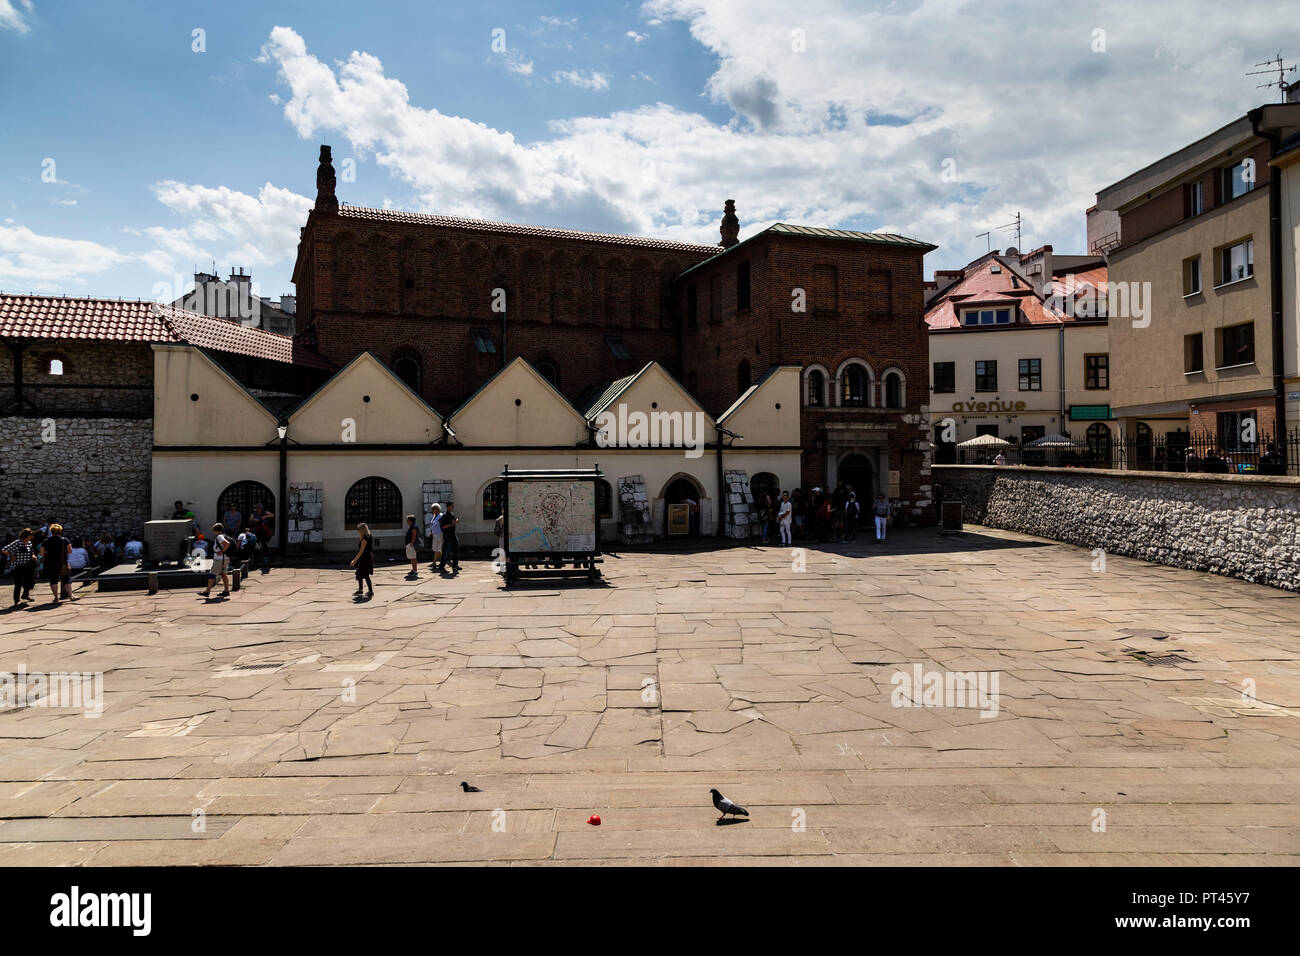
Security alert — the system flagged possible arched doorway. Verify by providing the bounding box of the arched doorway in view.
[661,475,704,537]
[837,454,874,502]
[216,481,275,533]
[1086,423,1113,467]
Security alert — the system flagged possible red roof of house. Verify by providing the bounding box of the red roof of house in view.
[0,294,334,369]
[335,204,721,254]
[925,255,1107,330]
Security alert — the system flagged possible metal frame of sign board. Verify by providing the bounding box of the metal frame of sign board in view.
[499,465,604,584]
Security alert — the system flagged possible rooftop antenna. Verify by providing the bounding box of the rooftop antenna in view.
[1247,53,1296,103]
[996,211,1022,252]
[976,231,991,252]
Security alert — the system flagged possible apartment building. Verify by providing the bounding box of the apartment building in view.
[925,249,1111,461]
[1089,102,1300,450]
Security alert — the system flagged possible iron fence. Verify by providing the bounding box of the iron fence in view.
[945,428,1300,477]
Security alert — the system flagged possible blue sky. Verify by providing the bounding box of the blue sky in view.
[2,0,1297,301]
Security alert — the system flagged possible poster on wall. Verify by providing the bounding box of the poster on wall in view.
[889,469,900,497]
[666,503,690,536]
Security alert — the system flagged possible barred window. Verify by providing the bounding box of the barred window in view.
[345,477,402,527]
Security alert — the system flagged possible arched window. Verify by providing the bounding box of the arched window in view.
[482,480,505,520]
[738,359,751,394]
[841,365,869,406]
[1086,423,1113,465]
[48,358,64,376]
[597,480,613,519]
[535,361,560,389]
[216,481,275,532]
[807,369,825,407]
[749,472,779,505]
[884,371,902,409]
[393,356,421,393]
[345,477,403,527]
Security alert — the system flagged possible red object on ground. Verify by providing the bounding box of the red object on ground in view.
[587,814,601,826]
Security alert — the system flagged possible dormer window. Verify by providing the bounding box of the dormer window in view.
[990,265,1001,274]
[962,308,1013,326]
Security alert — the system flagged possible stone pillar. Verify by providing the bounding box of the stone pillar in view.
[723,469,752,539]
[288,481,324,551]
[422,479,454,514]
[617,475,653,544]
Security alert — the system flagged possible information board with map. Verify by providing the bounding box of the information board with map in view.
[505,479,597,554]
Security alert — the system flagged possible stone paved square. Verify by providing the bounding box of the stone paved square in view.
[1,527,1297,866]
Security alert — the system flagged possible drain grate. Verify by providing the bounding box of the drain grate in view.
[1127,650,1194,666]
[230,662,285,672]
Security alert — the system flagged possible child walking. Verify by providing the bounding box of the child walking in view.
[350,522,374,597]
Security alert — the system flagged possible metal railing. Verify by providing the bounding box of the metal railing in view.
[944,428,1299,477]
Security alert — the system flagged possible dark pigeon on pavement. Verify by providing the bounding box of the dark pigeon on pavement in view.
[460,781,482,792]
[710,788,749,822]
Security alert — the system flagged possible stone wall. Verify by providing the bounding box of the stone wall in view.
[617,475,653,545]
[0,416,152,538]
[934,465,1300,591]
[287,482,324,550]
[723,469,753,539]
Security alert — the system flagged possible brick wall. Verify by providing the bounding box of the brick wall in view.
[296,214,715,410]
[677,234,932,505]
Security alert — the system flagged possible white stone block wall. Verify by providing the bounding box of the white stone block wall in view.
[288,481,324,550]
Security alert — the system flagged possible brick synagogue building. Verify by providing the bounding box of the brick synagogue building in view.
[291,146,936,520]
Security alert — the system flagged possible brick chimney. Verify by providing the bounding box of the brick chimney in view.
[316,145,339,215]
[719,199,739,248]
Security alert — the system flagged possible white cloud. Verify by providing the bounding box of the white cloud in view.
[627,31,648,43]
[540,16,577,28]
[141,180,312,277]
[0,0,34,34]
[257,10,1300,268]
[553,69,610,91]
[0,224,128,289]
[504,49,534,76]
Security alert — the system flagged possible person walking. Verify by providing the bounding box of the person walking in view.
[403,514,421,578]
[426,503,444,571]
[818,494,832,543]
[831,482,847,541]
[755,494,770,544]
[777,491,793,546]
[40,523,74,604]
[2,529,37,606]
[200,523,234,599]
[438,503,460,574]
[873,494,890,542]
[250,502,274,568]
[843,492,860,543]
[791,488,805,539]
[349,522,374,597]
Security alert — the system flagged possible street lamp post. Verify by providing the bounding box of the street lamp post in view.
[277,421,288,557]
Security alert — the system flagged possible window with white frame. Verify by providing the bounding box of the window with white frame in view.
[961,307,1013,326]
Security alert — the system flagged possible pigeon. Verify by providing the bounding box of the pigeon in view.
[460,781,482,792]
[710,788,749,821]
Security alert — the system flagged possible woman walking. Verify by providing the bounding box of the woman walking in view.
[1,529,37,606]
[40,523,74,604]
[403,514,421,578]
[350,522,374,598]
[426,504,444,571]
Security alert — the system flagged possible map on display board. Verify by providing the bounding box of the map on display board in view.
[506,480,597,553]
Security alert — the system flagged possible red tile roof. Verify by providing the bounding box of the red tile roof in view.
[336,204,721,253]
[925,255,1104,330]
[0,294,334,370]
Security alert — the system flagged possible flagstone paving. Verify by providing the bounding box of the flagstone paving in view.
[1,527,1297,866]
